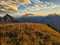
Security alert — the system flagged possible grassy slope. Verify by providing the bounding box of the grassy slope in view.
[0,23,60,45]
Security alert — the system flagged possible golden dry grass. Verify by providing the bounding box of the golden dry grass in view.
[0,23,60,45]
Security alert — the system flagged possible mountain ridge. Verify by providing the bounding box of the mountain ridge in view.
[41,14,60,31]
[0,14,60,32]
[0,14,18,23]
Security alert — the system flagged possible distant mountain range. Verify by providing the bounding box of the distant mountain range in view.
[42,14,60,31]
[0,13,60,31]
[16,16,45,23]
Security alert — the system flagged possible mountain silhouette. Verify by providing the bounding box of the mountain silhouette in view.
[0,16,2,22]
[0,14,60,32]
[15,14,60,32]
[1,14,17,23]
[16,16,45,23]
[42,14,60,31]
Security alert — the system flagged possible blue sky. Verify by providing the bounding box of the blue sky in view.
[17,0,60,15]
[0,0,60,16]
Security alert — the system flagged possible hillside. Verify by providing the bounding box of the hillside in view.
[0,23,60,45]
[14,14,60,32]
[42,14,60,31]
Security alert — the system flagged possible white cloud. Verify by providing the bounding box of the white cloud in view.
[25,0,59,11]
[0,0,32,15]
[0,0,59,16]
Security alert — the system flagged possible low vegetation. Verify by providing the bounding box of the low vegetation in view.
[0,23,60,45]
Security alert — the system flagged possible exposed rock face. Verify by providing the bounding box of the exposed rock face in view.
[0,16,2,22]
[1,14,17,23]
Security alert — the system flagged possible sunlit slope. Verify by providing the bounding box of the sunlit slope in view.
[0,23,60,45]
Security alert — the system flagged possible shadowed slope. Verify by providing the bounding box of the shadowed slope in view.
[42,14,60,31]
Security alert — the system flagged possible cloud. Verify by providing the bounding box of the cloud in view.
[39,2,58,9]
[9,0,31,5]
[22,0,31,4]
[0,1,18,12]
[28,0,59,12]
[0,0,32,15]
[33,5,40,10]
[0,0,59,16]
